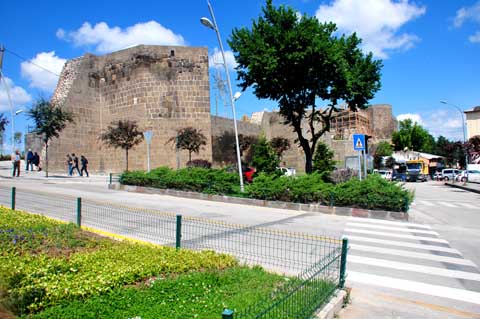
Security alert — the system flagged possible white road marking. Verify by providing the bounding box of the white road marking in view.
[419,200,435,207]
[348,255,480,281]
[347,271,480,305]
[438,201,457,208]
[345,228,448,244]
[346,235,462,255]
[349,244,476,266]
[347,222,438,235]
[458,203,478,210]
[348,217,431,229]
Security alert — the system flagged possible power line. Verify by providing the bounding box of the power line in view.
[4,48,61,77]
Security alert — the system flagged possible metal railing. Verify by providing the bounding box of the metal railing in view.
[0,185,348,318]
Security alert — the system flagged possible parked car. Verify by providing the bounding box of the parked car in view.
[243,167,256,183]
[374,169,393,181]
[455,170,480,182]
[278,167,296,177]
[441,169,461,181]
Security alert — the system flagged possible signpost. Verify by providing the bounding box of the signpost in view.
[353,134,365,180]
[143,131,153,172]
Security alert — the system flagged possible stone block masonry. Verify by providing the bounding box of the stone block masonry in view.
[33,45,212,173]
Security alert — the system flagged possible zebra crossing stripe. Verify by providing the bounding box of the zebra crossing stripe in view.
[419,200,435,207]
[347,271,480,305]
[345,228,448,243]
[348,255,480,281]
[346,222,439,235]
[346,235,461,254]
[349,244,476,266]
[438,201,457,208]
[458,203,478,209]
[348,217,431,229]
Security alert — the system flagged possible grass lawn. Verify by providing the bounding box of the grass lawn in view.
[1,208,334,319]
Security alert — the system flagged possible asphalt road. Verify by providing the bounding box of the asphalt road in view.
[1,164,479,318]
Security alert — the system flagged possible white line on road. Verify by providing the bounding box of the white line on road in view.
[348,217,431,229]
[349,244,476,266]
[457,203,478,210]
[346,235,462,254]
[438,201,458,208]
[419,200,436,207]
[346,222,439,235]
[348,255,480,281]
[347,271,480,305]
[345,228,448,244]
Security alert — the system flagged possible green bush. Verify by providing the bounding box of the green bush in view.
[0,209,237,315]
[121,167,239,195]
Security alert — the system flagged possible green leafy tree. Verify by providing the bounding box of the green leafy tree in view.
[27,98,74,177]
[312,141,335,173]
[101,120,144,171]
[392,119,435,152]
[269,137,291,160]
[14,131,22,147]
[170,127,207,162]
[0,113,9,133]
[251,136,279,174]
[375,141,393,156]
[373,154,383,169]
[229,0,382,173]
[385,156,396,169]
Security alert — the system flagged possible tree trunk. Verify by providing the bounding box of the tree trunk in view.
[45,143,49,178]
[188,151,192,162]
[304,149,313,174]
[125,149,129,172]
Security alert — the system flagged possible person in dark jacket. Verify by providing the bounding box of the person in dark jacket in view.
[80,155,89,177]
[33,152,41,171]
[71,153,81,176]
[26,149,34,171]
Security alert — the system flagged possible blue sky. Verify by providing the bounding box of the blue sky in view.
[1,0,479,152]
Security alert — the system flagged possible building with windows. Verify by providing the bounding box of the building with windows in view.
[465,106,480,139]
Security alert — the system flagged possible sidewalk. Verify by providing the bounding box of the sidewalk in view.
[444,181,480,194]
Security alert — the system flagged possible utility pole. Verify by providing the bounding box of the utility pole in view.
[0,45,16,154]
[0,45,5,75]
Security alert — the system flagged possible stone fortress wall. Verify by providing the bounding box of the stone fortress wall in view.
[27,45,397,174]
[36,45,211,173]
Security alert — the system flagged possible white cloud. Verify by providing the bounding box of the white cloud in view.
[58,21,186,53]
[21,51,65,92]
[209,47,238,70]
[397,113,423,125]
[0,77,32,112]
[454,1,480,44]
[315,0,426,58]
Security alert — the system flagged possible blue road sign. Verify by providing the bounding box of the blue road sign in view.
[353,134,365,151]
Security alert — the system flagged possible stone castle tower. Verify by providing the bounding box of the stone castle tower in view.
[40,45,211,173]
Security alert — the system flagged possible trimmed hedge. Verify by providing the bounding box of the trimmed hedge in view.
[121,169,413,212]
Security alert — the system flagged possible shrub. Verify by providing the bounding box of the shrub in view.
[250,136,279,174]
[329,168,358,184]
[187,159,212,168]
[312,141,335,174]
[246,173,289,200]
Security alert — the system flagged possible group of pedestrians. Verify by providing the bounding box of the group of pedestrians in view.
[66,153,89,177]
[12,149,41,177]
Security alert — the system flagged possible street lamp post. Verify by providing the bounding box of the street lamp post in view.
[440,100,469,181]
[201,1,244,192]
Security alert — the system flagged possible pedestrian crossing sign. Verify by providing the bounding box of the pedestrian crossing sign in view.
[353,134,365,151]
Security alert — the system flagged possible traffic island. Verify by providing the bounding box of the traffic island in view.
[445,182,480,195]
[108,184,409,221]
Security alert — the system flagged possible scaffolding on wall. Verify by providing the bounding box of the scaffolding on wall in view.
[330,109,372,140]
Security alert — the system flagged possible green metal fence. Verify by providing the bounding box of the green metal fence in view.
[0,185,347,318]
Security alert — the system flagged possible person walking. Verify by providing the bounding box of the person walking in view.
[12,150,21,177]
[72,153,81,176]
[26,149,34,171]
[80,155,89,177]
[66,154,73,176]
[33,152,41,171]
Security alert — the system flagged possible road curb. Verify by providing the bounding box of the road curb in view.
[108,184,409,221]
[445,182,480,195]
[315,289,347,319]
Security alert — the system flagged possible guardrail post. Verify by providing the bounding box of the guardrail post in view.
[11,187,16,210]
[176,215,182,250]
[339,237,349,288]
[329,191,335,207]
[222,309,234,319]
[109,173,112,185]
[76,198,82,227]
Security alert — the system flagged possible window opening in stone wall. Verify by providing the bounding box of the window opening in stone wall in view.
[170,50,175,57]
